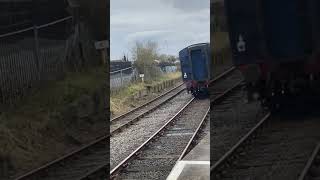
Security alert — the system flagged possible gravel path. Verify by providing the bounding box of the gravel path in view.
[110,91,193,170]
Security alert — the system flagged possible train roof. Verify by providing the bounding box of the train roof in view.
[179,43,210,53]
[179,43,210,55]
[187,42,209,48]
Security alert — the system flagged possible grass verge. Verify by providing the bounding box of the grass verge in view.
[110,72,181,117]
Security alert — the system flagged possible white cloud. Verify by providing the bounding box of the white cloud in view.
[110,0,210,60]
[125,30,173,43]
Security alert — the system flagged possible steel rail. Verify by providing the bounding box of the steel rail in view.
[111,66,237,134]
[210,112,271,177]
[78,163,108,180]
[15,67,237,179]
[16,83,185,179]
[110,97,196,178]
[85,67,237,179]
[80,97,206,180]
[111,65,235,124]
[209,66,236,84]
[211,79,244,106]
[177,78,243,162]
[298,143,320,180]
[110,67,240,178]
[177,107,210,161]
[110,87,186,135]
[14,136,106,180]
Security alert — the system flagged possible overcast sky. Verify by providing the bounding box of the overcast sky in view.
[110,0,210,60]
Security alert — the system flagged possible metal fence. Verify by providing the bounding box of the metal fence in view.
[110,67,137,90]
[0,16,73,105]
[110,65,179,93]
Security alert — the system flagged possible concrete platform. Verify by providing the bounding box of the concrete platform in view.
[166,134,210,180]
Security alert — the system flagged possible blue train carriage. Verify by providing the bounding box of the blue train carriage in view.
[179,43,211,97]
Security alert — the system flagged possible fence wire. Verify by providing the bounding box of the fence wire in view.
[0,16,73,106]
[110,67,137,90]
[110,64,178,94]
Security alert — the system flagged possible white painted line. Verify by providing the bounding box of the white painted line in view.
[166,161,210,180]
[166,132,194,136]
[171,127,185,130]
[181,160,210,165]
[166,161,186,180]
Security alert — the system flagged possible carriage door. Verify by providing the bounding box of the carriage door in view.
[190,48,208,81]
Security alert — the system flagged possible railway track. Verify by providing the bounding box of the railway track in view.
[110,97,209,179]
[210,84,267,165]
[14,135,108,180]
[14,83,186,180]
[76,83,189,179]
[209,67,242,103]
[211,114,320,180]
[110,83,185,133]
[178,103,211,162]
[298,143,320,180]
[110,87,193,169]
[14,67,238,180]
[110,66,238,136]
[110,66,237,168]
[110,68,242,179]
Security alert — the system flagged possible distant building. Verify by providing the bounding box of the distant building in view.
[110,60,132,72]
[157,61,177,73]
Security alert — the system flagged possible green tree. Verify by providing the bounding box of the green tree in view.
[157,54,168,62]
[132,40,158,72]
[167,55,177,63]
[131,40,162,81]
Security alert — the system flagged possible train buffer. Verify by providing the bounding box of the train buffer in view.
[167,134,210,180]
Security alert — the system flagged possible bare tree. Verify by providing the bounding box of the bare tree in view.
[157,54,168,62]
[131,40,162,81]
[131,40,158,72]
